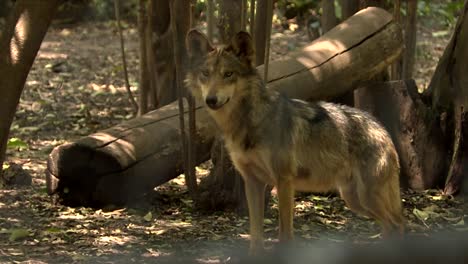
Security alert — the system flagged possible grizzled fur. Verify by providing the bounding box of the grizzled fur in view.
[185,30,404,255]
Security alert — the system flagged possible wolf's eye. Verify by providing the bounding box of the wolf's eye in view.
[201,69,209,77]
[223,71,233,78]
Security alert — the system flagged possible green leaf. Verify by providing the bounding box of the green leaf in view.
[9,229,29,241]
[432,30,450,38]
[143,211,153,222]
[413,208,430,221]
[7,138,28,150]
[45,227,62,234]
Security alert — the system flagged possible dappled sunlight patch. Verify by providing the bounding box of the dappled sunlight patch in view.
[96,235,134,246]
[37,51,68,60]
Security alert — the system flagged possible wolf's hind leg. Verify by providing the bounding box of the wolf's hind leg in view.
[339,184,376,219]
[358,173,405,238]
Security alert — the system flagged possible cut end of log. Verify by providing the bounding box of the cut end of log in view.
[46,142,123,207]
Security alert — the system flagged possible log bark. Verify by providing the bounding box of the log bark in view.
[46,7,403,207]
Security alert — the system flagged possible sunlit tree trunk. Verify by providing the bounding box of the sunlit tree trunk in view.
[0,0,60,175]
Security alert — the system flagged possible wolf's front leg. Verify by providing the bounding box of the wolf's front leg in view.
[244,176,267,255]
[277,177,295,243]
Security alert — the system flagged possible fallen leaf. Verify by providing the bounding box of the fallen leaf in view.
[143,212,153,222]
[9,229,29,242]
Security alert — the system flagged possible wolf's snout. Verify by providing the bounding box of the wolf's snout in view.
[205,95,218,108]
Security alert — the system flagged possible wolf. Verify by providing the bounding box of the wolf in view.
[185,30,404,255]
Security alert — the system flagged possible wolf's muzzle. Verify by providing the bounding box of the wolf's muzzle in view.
[205,96,229,110]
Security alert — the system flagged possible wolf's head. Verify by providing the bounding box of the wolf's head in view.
[185,30,256,111]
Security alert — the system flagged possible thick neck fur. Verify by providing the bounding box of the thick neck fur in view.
[208,74,274,149]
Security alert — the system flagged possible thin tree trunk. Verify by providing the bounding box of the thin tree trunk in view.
[207,0,215,42]
[137,0,150,115]
[0,0,60,173]
[147,0,177,108]
[218,0,242,44]
[250,0,256,37]
[402,0,418,80]
[263,0,273,80]
[391,0,402,80]
[321,0,339,32]
[254,0,267,66]
[341,0,360,19]
[241,0,247,31]
[170,0,197,198]
[114,0,138,115]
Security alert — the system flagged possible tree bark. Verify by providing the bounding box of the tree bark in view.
[254,0,268,66]
[356,80,447,190]
[321,0,339,32]
[402,0,418,80]
[46,7,404,207]
[170,0,197,197]
[137,0,150,115]
[427,0,468,195]
[341,0,360,19]
[146,0,177,108]
[0,0,60,174]
[391,0,402,80]
[206,0,215,42]
[217,0,242,44]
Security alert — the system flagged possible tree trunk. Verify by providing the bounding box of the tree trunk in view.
[321,0,338,32]
[356,80,447,190]
[206,0,215,42]
[146,0,177,108]
[217,0,242,44]
[208,0,249,214]
[341,0,360,19]
[0,0,60,174]
[427,0,468,195]
[391,0,402,80]
[402,0,418,80]
[137,0,150,115]
[254,0,268,66]
[170,0,197,197]
[46,7,404,207]
[331,0,359,106]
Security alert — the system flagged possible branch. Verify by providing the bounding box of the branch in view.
[114,0,139,115]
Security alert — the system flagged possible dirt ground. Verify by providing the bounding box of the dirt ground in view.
[1,10,467,264]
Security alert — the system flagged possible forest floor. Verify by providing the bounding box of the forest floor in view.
[1,10,467,264]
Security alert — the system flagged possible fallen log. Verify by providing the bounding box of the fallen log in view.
[46,7,403,207]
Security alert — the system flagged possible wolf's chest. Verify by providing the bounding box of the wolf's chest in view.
[226,143,278,186]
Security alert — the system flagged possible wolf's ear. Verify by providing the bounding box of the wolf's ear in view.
[230,31,255,67]
[186,29,214,60]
